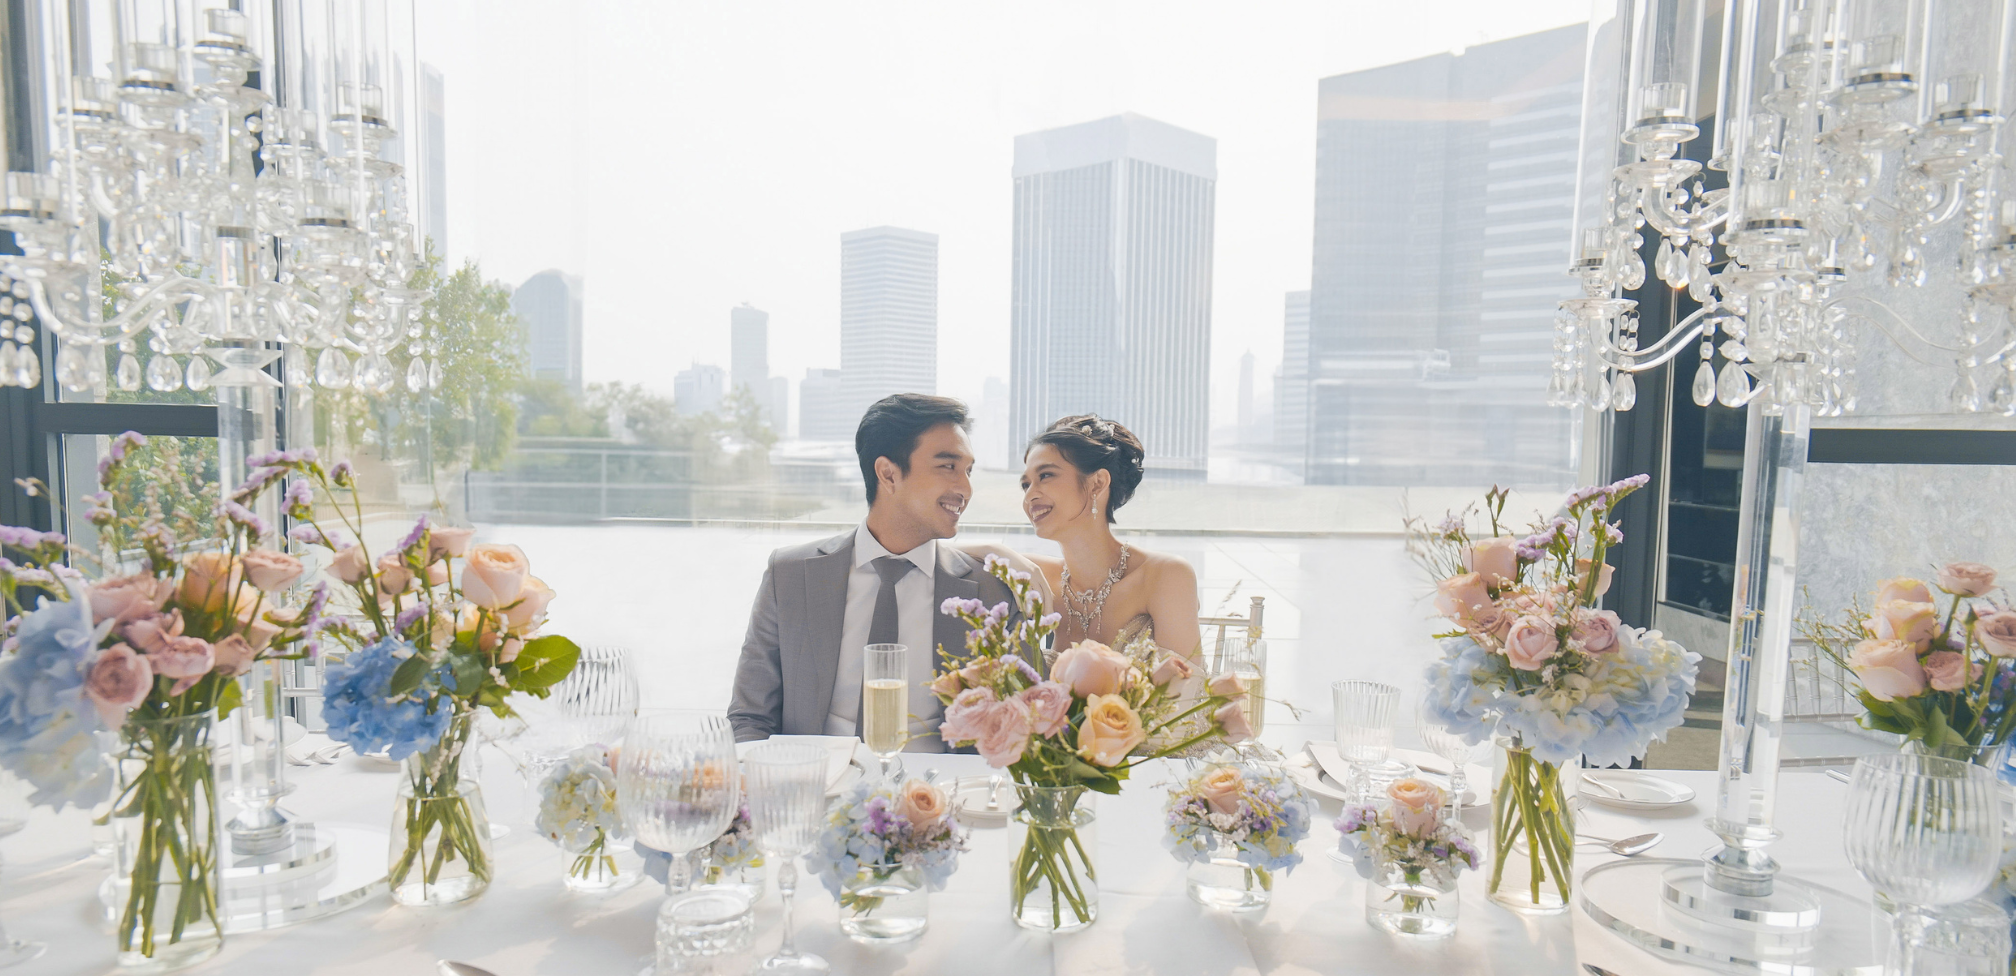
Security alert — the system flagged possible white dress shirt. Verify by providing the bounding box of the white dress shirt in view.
[824,522,947,751]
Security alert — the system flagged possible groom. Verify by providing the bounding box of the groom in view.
[727,393,1017,752]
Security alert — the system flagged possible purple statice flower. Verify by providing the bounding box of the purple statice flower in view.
[230,465,285,501]
[288,524,351,549]
[1434,515,1465,536]
[1336,804,1378,834]
[396,515,430,553]
[1001,654,1042,684]
[283,478,313,513]
[330,460,355,487]
[95,431,147,481]
[1607,473,1650,496]
[246,447,319,468]
[1038,612,1062,628]
[393,603,428,634]
[1601,520,1623,544]
[984,601,1010,625]
[863,794,893,838]
[220,500,270,540]
[0,526,62,549]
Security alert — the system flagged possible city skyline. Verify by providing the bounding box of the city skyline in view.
[511,269,584,393]
[840,226,940,424]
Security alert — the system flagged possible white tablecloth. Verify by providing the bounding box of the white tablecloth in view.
[2,742,1873,975]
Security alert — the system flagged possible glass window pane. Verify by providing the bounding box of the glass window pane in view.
[59,434,219,561]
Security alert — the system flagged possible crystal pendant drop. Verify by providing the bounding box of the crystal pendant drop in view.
[354,353,393,393]
[1655,239,1675,283]
[55,343,93,392]
[1692,360,1716,406]
[16,347,37,389]
[1590,373,1611,411]
[1687,250,1712,302]
[1991,370,2015,415]
[316,348,352,389]
[0,342,14,384]
[114,353,141,392]
[1670,246,1691,288]
[1717,362,1751,407]
[1949,367,1982,412]
[146,353,184,392]
[285,355,312,387]
[1622,249,1646,290]
[405,356,428,392]
[184,356,213,392]
[427,360,444,390]
[1719,339,1749,362]
[1612,371,1637,411]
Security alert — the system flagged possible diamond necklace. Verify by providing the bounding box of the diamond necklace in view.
[1060,543,1130,637]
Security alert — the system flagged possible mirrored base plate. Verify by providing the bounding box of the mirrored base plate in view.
[1581,858,1882,976]
[220,822,388,932]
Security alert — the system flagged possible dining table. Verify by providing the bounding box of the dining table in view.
[1,726,1880,976]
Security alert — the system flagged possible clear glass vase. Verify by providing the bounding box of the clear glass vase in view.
[107,711,224,972]
[1008,783,1098,932]
[696,857,765,903]
[389,712,493,907]
[1365,857,1459,938]
[560,826,640,894]
[839,862,929,944]
[1486,738,1579,915]
[1184,830,1272,912]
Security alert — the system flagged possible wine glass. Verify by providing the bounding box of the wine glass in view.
[618,712,746,974]
[1415,698,1475,806]
[1844,753,2003,975]
[1332,680,1414,801]
[862,643,908,782]
[0,820,45,967]
[557,645,641,745]
[745,742,830,976]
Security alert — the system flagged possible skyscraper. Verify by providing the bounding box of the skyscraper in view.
[1237,349,1256,433]
[674,363,725,416]
[1009,113,1216,479]
[1275,290,1311,454]
[511,270,584,393]
[420,64,447,256]
[799,368,849,441]
[730,304,785,424]
[841,227,938,425]
[1306,26,1585,487]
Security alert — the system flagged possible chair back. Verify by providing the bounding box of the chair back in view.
[1198,595,1265,674]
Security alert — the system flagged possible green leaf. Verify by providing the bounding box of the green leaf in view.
[387,653,432,697]
[215,676,243,720]
[451,653,487,698]
[511,635,580,693]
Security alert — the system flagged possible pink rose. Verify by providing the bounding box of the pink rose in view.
[1468,602,1514,641]
[503,576,555,630]
[329,545,370,584]
[1387,778,1445,838]
[1572,608,1621,654]
[210,635,257,677]
[1074,695,1144,767]
[896,779,949,828]
[1575,558,1615,597]
[498,637,523,664]
[928,669,965,699]
[424,561,450,587]
[240,549,305,592]
[236,598,281,651]
[1876,577,1934,606]
[178,552,242,614]
[1150,653,1194,687]
[90,575,171,626]
[973,698,1035,768]
[1923,651,1968,692]
[1214,701,1254,743]
[123,610,184,655]
[1434,573,1492,621]
[1049,640,1131,698]
[1016,681,1073,737]
[461,544,531,609]
[1197,766,1245,816]
[1504,615,1560,671]
[1868,600,1939,649]
[1462,537,1519,586]
[149,635,214,679]
[1976,609,2016,658]
[939,687,998,745]
[86,644,153,724]
[375,553,414,596]
[1848,639,1928,701]
[428,526,476,560]
[1207,672,1247,697]
[1937,562,1998,598]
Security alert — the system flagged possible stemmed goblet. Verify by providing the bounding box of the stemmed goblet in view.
[1415,698,1475,806]
[618,712,746,974]
[1843,753,2005,975]
[745,742,830,975]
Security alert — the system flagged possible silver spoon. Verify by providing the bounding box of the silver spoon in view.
[1577,831,1663,856]
[985,774,1004,811]
[1582,776,1628,799]
[438,963,500,976]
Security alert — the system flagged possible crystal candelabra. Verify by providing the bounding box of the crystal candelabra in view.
[1560,1,2015,972]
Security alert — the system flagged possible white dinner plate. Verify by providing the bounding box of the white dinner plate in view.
[1284,750,1351,802]
[1579,770,1695,810]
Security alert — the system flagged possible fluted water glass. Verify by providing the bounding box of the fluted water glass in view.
[1416,698,1475,806]
[557,645,641,744]
[746,742,830,976]
[1334,680,1413,801]
[1843,754,2004,975]
[618,713,745,974]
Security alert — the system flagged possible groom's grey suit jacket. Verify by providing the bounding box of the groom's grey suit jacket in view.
[727,530,1019,743]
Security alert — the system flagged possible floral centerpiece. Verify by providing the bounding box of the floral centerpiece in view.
[0,434,323,969]
[1802,562,2016,763]
[1338,778,1480,937]
[930,556,1253,931]
[808,778,966,943]
[1413,477,1699,914]
[535,745,630,891]
[271,453,581,906]
[638,802,765,896]
[1163,759,1312,911]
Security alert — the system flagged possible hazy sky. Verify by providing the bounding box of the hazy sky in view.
[413,0,1588,430]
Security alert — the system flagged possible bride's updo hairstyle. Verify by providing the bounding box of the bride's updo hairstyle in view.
[1027,415,1146,523]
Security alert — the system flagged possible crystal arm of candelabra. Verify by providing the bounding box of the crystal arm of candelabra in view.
[21,273,210,345]
[1831,295,1968,360]
[1638,184,1730,241]
[1587,306,1713,372]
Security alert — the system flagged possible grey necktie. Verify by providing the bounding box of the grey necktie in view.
[856,556,913,736]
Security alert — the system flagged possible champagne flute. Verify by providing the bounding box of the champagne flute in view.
[1415,698,1475,806]
[1843,753,2004,976]
[618,712,747,974]
[862,644,908,782]
[1220,639,1267,739]
[746,742,830,976]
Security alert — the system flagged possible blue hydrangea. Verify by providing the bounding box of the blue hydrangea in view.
[805,780,966,899]
[0,583,114,809]
[1161,763,1314,877]
[320,638,451,761]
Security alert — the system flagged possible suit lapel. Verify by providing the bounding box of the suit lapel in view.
[794,532,854,732]
[933,546,982,673]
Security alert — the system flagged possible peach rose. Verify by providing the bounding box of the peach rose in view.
[1434,573,1492,621]
[1076,694,1146,767]
[1575,558,1616,597]
[1976,609,2016,658]
[1923,650,1969,692]
[123,610,184,655]
[1504,615,1560,671]
[1016,681,1073,737]
[1937,562,1998,598]
[1214,701,1254,743]
[1876,577,1934,606]
[329,545,370,584]
[1848,639,1928,701]
[1572,608,1621,654]
[1198,766,1245,816]
[178,552,241,614]
[973,697,1035,768]
[210,635,257,677]
[236,597,281,651]
[1050,640,1131,698]
[461,544,530,609]
[428,526,476,560]
[503,576,555,630]
[896,778,949,828]
[375,553,414,596]
[1462,536,1520,586]
[1387,778,1445,838]
[1869,600,1939,649]
[928,669,965,699]
[1207,672,1248,698]
[424,561,450,587]
[90,575,171,625]
[240,549,304,592]
[1150,653,1194,687]
[498,636,523,664]
[86,644,152,724]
